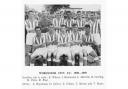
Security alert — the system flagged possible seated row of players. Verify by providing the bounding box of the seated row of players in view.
[32,24,100,47]
[27,25,101,66]
[31,44,100,66]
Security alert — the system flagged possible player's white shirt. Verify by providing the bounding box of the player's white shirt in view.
[25,19,38,45]
[92,33,101,45]
[31,47,47,59]
[26,33,36,45]
[25,19,38,31]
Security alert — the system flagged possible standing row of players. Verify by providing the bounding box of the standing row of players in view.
[25,10,100,32]
[51,11,100,29]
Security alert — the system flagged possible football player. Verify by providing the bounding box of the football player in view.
[31,47,47,66]
[70,45,83,66]
[25,11,38,66]
[47,45,58,66]
[56,46,72,66]
[82,45,99,66]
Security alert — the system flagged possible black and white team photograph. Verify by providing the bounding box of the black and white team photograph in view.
[25,4,101,66]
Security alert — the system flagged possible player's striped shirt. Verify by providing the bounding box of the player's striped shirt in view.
[33,36,43,45]
[65,19,72,27]
[67,31,73,42]
[41,33,47,43]
[59,17,66,26]
[84,20,93,33]
[46,33,51,43]
[92,19,101,34]
[75,31,81,41]
[47,32,56,43]
[59,33,64,44]
[72,31,80,42]
[82,34,93,43]
[77,19,83,27]
[25,19,38,32]
[71,19,78,26]
[52,18,61,27]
